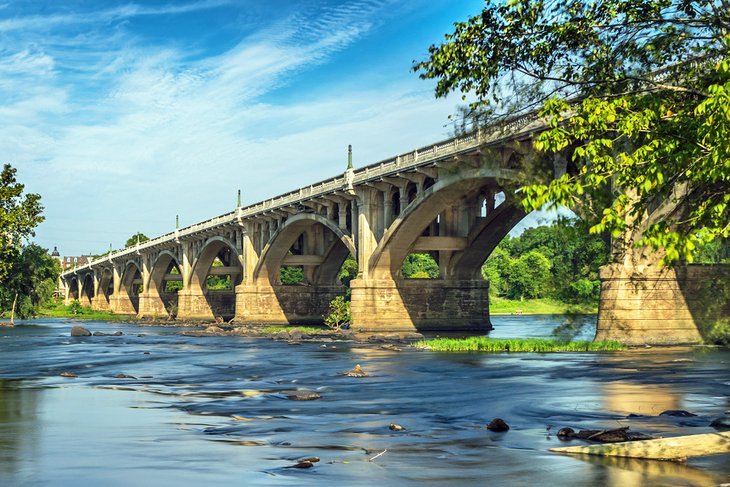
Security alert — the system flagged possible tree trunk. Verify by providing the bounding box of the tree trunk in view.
[9,293,17,326]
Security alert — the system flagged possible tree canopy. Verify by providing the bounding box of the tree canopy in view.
[125,233,150,248]
[415,0,730,264]
[0,164,44,281]
[0,244,60,319]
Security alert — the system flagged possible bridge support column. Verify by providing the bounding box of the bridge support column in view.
[91,295,111,311]
[138,292,170,318]
[176,289,216,321]
[235,284,343,325]
[108,295,138,315]
[349,278,492,332]
[596,264,730,345]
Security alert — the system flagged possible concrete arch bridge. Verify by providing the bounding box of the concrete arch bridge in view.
[60,114,726,345]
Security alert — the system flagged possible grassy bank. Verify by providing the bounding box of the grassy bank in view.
[489,297,597,315]
[415,336,623,352]
[38,302,131,321]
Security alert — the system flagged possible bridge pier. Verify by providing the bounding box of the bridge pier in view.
[349,278,492,332]
[176,289,217,321]
[235,284,342,325]
[596,264,730,345]
[137,292,176,318]
[108,295,138,315]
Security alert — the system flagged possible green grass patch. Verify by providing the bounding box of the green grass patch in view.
[489,297,597,315]
[38,302,130,321]
[415,336,623,353]
[259,326,327,334]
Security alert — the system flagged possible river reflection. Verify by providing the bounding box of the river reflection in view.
[0,317,728,486]
[0,380,40,480]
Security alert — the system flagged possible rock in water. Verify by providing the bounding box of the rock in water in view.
[343,364,368,377]
[487,418,510,432]
[60,371,77,378]
[70,326,91,337]
[710,417,730,430]
[557,427,576,440]
[389,423,406,431]
[204,325,224,334]
[286,391,321,401]
[659,409,697,417]
[289,461,314,469]
[116,373,136,379]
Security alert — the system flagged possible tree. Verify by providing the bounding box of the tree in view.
[506,250,552,300]
[0,164,44,281]
[125,233,149,248]
[0,244,60,318]
[402,253,440,278]
[415,0,730,264]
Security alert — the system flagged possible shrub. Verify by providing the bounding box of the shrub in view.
[324,296,351,330]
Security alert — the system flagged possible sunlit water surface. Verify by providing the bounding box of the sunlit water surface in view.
[0,316,728,486]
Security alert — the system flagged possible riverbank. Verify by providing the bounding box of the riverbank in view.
[36,297,596,322]
[489,297,597,315]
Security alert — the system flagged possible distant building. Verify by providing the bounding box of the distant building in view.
[61,255,90,271]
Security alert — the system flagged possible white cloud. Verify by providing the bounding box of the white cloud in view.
[5,0,463,254]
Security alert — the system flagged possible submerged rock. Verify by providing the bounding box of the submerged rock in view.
[710,417,730,429]
[558,426,655,443]
[286,391,321,401]
[204,325,225,334]
[557,427,576,439]
[487,418,510,432]
[93,331,124,336]
[342,364,368,377]
[116,373,136,379]
[60,371,77,378]
[659,409,697,417]
[70,326,91,337]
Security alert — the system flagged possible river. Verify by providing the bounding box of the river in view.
[0,316,728,486]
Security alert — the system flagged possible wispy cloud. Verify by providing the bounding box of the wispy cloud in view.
[3,0,464,254]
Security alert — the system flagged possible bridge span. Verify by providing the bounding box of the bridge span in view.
[59,114,725,345]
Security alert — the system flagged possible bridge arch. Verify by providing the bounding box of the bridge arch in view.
[145,251,182,318]
[80,273,94,307]
[368,166,522,280]
[66,276,79,302]
[253,213,355,286]
[118,261,142,314]
[96,268,113,310]
[187,236,242,321]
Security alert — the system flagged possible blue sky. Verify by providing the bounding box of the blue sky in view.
[4,0,546,257]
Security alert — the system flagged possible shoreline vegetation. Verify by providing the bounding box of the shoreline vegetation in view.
[414,337,623,352]
[32,297,595,321]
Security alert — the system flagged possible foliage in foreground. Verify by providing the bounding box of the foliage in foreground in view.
[415,0,730,264]
[415,337,623,353]
[323,295,351,330]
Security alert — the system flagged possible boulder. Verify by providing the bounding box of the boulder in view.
[286,391,321,401]
[710,416,730,429]
[342,364,368,377]
[487,418,510,432]
[659,409,697,417]
[70,326,91,337]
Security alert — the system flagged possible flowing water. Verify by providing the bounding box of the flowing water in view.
[0,316,728,486]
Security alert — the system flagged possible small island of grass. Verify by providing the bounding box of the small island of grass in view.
[414,337,623,353]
